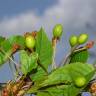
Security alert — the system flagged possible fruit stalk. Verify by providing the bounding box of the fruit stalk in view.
[52,24,63,68]
[52,38,57,69]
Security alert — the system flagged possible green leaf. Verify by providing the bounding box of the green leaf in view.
[8,35,26,49]
[29,84,69,96]
[20,50,38,75]
[0,50,13,66]
[36,28,52,69]
[40,67,72,87]
[41,63,94,86]
[20,50,29,75]
[32,28,52,81]
[37,92,51,96]
[41,85,69,96]
[39,63,95,96]
[0,36,5,46]
[0,39,13,67]
[65,63,95,96]
[0,39,12,52]
[0,52,4,65]
[30,67,47,81]
[70,49,89,63]
[28,63,95,96]
[67,71,95,96]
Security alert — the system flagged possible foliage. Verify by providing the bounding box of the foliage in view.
[0,25,96,96]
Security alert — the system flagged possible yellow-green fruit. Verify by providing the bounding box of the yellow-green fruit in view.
[53,24,63,38]
[74,76,86,87]
[78,34,88,44]
[69,35,78,47]
[25,36,35,49]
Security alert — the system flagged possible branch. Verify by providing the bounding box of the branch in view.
[0,83,6,87]
[59,44,79,66]
[0,48,20,70]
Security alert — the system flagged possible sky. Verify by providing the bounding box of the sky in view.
[0,0,96,89]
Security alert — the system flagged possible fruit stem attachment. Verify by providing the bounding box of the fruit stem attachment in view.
[52,37,57,69]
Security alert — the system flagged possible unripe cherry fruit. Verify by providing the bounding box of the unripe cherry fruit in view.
[53,24,63,38]
[25,36,36,49]
[78,33,88,44]
[69,35,78,47]
[74,76,86,87]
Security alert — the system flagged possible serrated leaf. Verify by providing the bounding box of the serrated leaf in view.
[42,85,69,96]
[38,71,94,96]
[32,28,52,81]
[40,67,71,87]
[70,49,89,63]
[0,50,13,67]
[36,27,52,69]
[39,63,95,96]
[0,39,13,67]
[20,50,29,75]
[30,67,47,82]
[0,39,12,52]
[28,63,95,96]
[41,63,94,86]
[8,35,26,49]
[20,50,38,75]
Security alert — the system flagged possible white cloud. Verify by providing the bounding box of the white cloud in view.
[0,0,96,37]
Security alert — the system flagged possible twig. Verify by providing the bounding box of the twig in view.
[12,55,18,72]
[8,59,16,78]
[0,48,20,69]
[0,83,6,87]
[59,44,79,66]
[11,55,20,77]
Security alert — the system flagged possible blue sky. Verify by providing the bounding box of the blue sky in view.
[0,0,57,19]
[0,0,96,86]
[0,0,96,36]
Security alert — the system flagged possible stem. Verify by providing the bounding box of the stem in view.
[37,60,48,75]
[0,83,6,88]
[59,44,79,66]
[8,60,16,78]
[0,48,20,69]
[11,55,20,77]
[64,45,79,64]
[52,38,57,69]
[12,55,18,72]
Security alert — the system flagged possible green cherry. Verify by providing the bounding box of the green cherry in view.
[78,34,88,44]
[53,24,63,38]
[69,35,78,47]
[25,36,36,49]
[74,76,86,87]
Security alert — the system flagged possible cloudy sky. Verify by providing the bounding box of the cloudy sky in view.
[0,0,96,83]
[0,0,96,36]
